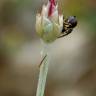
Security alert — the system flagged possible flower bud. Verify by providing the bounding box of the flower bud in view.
[36,0,63,43]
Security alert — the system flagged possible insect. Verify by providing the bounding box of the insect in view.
[58,16,77,38]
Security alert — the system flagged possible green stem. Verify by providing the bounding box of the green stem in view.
[36,44,50,96]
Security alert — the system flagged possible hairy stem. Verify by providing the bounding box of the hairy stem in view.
[36,44,50,96]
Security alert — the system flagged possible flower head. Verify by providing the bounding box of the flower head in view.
[36,0,63,43]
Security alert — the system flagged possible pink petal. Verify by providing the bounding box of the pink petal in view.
[48,0,56,17]
[50,0,55,5]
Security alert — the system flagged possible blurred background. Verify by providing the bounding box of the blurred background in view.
[0,0,96,96]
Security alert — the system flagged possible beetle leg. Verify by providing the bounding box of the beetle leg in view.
[58,28,73,38]
[58,33,68,38]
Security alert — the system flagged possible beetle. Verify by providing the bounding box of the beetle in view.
[58,16,77,38]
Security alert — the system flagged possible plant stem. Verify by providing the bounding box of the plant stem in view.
[36,44,50,96]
